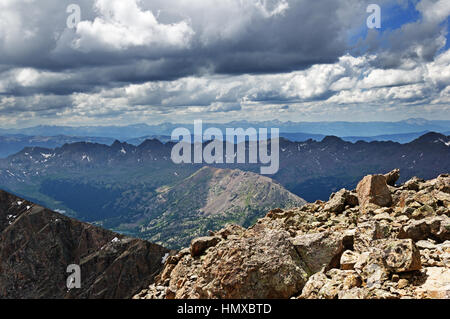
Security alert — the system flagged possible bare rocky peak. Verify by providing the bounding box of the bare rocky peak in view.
[136,166,306,249]
[135,170,450,299]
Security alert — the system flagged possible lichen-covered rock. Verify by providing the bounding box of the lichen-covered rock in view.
[354,249,390,288]
[338,287,368,299]
[353,221,392,253]
[298,272,328,299]
[324,190,347,213]
[215,224,245,239]
[375,239,422,273]
[404,177,423,191]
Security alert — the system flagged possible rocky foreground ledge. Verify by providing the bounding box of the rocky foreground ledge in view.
[135,170,450,299]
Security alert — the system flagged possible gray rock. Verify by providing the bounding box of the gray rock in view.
[291,231,344,274]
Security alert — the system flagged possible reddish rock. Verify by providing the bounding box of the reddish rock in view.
[190,236,221,257]
[356,174,392,209]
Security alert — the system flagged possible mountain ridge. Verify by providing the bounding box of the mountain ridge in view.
[123,166,306,248]
[1,131,449,201]
[1,129,448,159]
[0,189,171,299]
[0,132,449,249]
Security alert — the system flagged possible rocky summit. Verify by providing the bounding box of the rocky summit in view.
[135,170,450,299]
[0,190,171,299]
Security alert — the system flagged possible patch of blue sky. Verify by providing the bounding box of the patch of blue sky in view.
[347,1,422,51]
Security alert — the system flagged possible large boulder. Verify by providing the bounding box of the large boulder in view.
[354,250,390,288]
[356,174,392,210]
[398,216,450,242]
[143,224,310,299]
[353,239,421,288]
[324,189,358,213]
[290,231,345,274]
[404,177,422,191]
[375,239,422,273]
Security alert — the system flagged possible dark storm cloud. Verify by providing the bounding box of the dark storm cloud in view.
[0,0,365,95]
[0,0,449,126]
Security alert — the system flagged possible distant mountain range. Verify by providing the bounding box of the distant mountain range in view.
[1,118,449,140]
[0,140,304,248]
[0,131,449,249]
[0,134,173,158]
[281,130,446,144]
[1,128,449,158]
[0,135,117,158]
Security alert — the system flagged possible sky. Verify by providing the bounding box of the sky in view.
[0,0,449,128]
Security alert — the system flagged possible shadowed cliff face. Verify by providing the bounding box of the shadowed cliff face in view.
[0,190,171,299]
[135,170,450,300]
